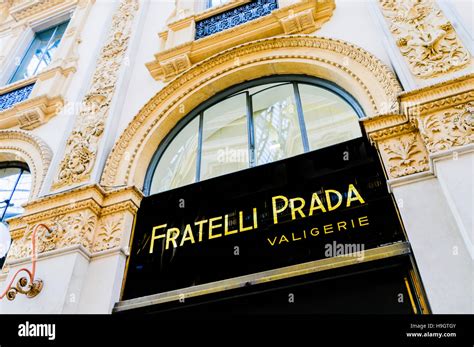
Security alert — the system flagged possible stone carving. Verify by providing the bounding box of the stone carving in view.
[161,54,192,80]
[280,8,316,34]
[379,0,470,78]
[93,214,124,252]
[0,129,52,197]
[53,0,139,189]
[102,35,402,187]
[416,101,474,153]
[380,132,429,178]
[5,185,142,262]
[8,210,97,259]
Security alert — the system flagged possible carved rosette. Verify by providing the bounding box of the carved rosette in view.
[52,0,139,190]
[379,0,470,78]
[414,101,474,153]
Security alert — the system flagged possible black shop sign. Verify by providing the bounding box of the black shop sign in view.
[123,138,405,300]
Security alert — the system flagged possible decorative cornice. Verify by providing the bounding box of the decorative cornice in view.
[362,113,408,134]
[368,122,416,142]
[147,0,336,81]
[399,74,474,116]
[9,0,68,21]
[5,185,143,261]
[102,35,401,187]
[52,0,139,190]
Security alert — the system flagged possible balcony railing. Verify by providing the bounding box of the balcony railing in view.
[0,83,35,112]
[195,0,278,40]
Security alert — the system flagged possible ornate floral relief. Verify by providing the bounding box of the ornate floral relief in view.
[380,132,429,179]
[93,214,124,252]
[415,101,474,153]
[5,186,141,262]
[379,0,470,78]
[7,210,97,260]
[52,0,139,189]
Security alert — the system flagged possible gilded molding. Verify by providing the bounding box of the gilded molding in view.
[93,213,124,252]
[5,185,142,262]
[102,35,401,187]
[0,129,52,198]
[399,74,474,116]
[9,0,65,21]
[363,114,430,179]
[379,0,471,79]
[378,131,430,179]
[52,0,139,190]
[147,0,336,81]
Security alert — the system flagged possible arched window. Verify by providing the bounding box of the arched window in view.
[147,76,364,195]
[0,162,31,268]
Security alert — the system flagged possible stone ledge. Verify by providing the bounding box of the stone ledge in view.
[146,0,335,81]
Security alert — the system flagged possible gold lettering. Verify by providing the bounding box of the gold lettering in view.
[323,224,334,234]
[337,221,347,231]
[290,197,306,220]
[209,216,223,239]
[180,224,195,246]
[166,227,180,249]
[309,192,327,215]
[149,224,166,253]
[253,207,258,229]
[359,215,369,226]
[346,184,365,207]
[224,214,238,235]
[325,190,342,211]
[279,235,289,244]
[195,219,208,242]
[239,210,253,232]
[292,232,301,241]
[310,228,319,236]
[267,237,277,246]
[272,195,288,224]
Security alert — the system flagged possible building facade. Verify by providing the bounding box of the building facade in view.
[0,0,472,314]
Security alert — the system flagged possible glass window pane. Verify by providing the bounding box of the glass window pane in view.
[150,117,200,194]
[206,0,228,9]
[0,167,21,219]
[252,84,304,165]
[6,171,31,219]
[200,94,249,180]
[9,22,69,83]
[299,84,362,150]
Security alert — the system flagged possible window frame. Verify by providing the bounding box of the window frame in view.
[8,21,70,85]
[145,75,365,195]
[0,161,30,222]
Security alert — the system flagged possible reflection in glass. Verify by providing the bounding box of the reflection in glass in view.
[201,94,249,180]
[252,84,304,165]
[148,79,363,194]
[206,0,228,9]
[150,117,200,194]
[299,84,362,150]
[10,21,69,83]
[0,166,31,221]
